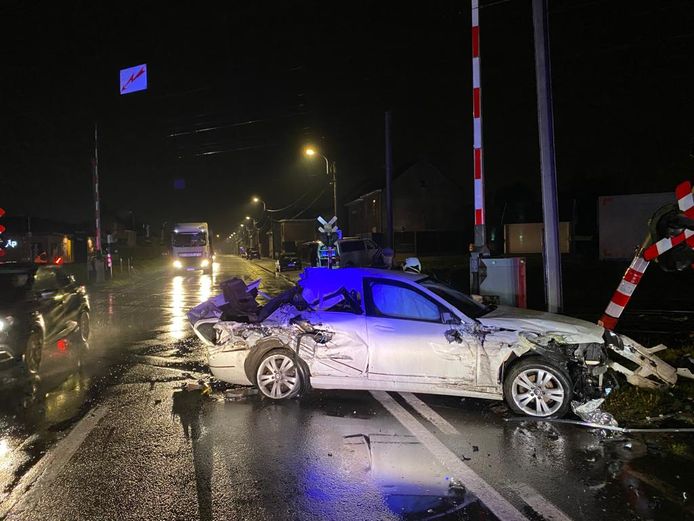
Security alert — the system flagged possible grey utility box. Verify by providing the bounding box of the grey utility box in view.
[479,257,526,308]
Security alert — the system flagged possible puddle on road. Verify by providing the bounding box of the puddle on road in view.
[343,433,493,520]
[508,420,694,520]
[0,369,94,498]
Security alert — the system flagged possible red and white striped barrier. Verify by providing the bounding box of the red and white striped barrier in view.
[643,229,694,261]
[599,256,650,330]
[599,180,694,330]
[677,180,694,218]
[472,0,485,227]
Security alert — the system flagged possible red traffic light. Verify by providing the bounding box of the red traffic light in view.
[0,208,4,218]
[0,224,5,234]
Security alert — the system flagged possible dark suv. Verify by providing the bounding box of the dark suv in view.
[0,263,90,391]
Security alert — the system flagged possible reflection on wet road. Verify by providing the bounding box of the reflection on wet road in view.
[0,255,692,520]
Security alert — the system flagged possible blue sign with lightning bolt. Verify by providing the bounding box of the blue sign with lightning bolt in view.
[120,64,147,95]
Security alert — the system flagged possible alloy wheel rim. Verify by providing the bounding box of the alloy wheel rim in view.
[257,354,299,399]
[511,368,565,416]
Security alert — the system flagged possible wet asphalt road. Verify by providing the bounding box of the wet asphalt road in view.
[0,255,692,521]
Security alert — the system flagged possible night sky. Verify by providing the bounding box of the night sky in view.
[2,1,694,236]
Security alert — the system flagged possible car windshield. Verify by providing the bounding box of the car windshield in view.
[0,268,34,303]
[419,278,493,319]
[173,232,207,247]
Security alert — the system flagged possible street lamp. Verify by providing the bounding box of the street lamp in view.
[251,196,267,212]
[304,146,337,219]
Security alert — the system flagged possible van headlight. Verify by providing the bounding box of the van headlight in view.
[173,260,183,269]
[200,259,210,268]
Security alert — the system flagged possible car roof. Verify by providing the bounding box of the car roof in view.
[300,266,426,285]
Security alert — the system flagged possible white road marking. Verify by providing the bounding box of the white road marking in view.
[371,391,529,521]
[509,483,573,521]
[398,392,572,521]
[1,406,109,519]
[398,392,460,435]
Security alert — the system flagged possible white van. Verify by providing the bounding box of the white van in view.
[336,238,380,267]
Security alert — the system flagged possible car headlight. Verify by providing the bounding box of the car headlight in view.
[0,317,14,333]
[201,259,210,268]
[173,260,183,269]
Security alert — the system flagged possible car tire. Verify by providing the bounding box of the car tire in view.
[503,358,572,418]
[78,310,91,342]
[255,349,304,401]
[19,332,42,401]
[22,332,42,377]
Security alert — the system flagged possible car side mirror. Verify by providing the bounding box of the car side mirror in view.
[442,311,461,325]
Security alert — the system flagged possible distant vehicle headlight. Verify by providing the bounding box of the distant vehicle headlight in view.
[201,259,210,268]
[173,260,183,269]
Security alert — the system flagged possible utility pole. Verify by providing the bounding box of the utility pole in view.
[384,111,394,249]
[532,0,563,312]
[93,122,102,253]
[470,0,488,295]
[331,161,338,220]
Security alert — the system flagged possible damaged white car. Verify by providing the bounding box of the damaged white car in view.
[189,268,685,418]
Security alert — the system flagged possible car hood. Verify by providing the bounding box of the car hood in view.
[478,306,605,344]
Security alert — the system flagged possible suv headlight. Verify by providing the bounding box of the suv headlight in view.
[0,317,14,333]
[173,260,183,269]
[200,259,210,268]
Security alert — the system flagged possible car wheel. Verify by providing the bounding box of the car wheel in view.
[503,358,572,418]
[78,310,91,342]
[255,349,303,400]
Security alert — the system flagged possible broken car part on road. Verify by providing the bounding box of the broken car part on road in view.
[188,268,691,418]
[505,416,694,434]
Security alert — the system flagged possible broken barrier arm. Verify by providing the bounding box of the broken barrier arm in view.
[599,180,694,330]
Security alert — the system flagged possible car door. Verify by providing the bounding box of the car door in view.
[363,240,379,266]
[33,267,73,377]
[33,267,64,340]
[300,309,369,380]
[364,278,477,386]
[55,268,81,324]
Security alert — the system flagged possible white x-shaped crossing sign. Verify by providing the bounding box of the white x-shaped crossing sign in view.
[317,216,338,234]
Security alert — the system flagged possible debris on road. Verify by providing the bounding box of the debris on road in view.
[223,388,258,401]
[505,416,694,433]
[180,380,212,395]
[572,399,618,428]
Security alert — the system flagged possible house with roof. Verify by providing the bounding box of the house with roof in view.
[345,159,471,256]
